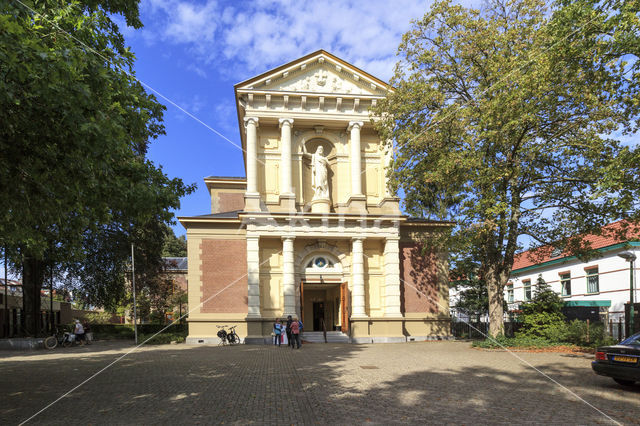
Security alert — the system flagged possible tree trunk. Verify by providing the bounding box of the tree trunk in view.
[22,255,44,336]
[486,273,505,337]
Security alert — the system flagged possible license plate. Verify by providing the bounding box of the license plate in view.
[612,355,638,363]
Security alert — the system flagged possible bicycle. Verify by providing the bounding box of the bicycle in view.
[43,327,74,349]
[216,325,241,345]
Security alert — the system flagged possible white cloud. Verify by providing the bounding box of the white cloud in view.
[186,63,208,78]
[134,0,483,81]
[164,1,218,44]
[133,0,432,81]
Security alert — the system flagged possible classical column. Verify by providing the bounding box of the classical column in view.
[282,236,296,316]
[348,121,364,197]
[351,237,367,318]
[246,235,261,318]
[384,237,403,317]
[244,117,259,194]
[279,118,294,195]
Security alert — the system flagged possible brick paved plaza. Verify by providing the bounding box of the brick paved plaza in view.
[1,340,638,424]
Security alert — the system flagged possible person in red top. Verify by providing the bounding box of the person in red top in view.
[290,317,301,349]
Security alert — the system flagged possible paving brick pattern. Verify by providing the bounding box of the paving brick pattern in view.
[1,341,638,424]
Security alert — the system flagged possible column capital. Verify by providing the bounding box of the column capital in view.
[278,117,294,128]
[347,121,363,131]
[352,236,365,242]
[281,235,296,242]
[385,236,401,242]
[244,116,259,129]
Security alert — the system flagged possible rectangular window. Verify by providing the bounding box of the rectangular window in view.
[523,280,532,302]
[507,284,514,303]
[560,272,571,296]
[586,267,599,294]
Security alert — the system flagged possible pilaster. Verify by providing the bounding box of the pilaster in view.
[246,235,261,318]
[282,236,296,316]
[278,118,296,212]
[384,237,403,317]
[244,117,260,211]
[348,121,364,197]
[351,237,367,318]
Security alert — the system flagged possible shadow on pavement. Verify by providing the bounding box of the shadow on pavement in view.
[1,341,638,424]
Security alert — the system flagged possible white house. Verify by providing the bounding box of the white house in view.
[507,221,639,322]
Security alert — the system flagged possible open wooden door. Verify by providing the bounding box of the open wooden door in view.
[300,280,304,324]
[340,282,349,335]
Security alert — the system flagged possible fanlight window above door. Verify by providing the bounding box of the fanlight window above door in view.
[306,256,334,269]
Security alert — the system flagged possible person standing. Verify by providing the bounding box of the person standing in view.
[281,319,288,346]
[285,315,293,348]
[73,319,85,345]
[273,319,282,346]
[290,317,301,349]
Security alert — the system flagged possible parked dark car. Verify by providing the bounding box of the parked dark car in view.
[592,332,640,386]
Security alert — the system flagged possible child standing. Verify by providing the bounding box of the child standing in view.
[273,319,282,346]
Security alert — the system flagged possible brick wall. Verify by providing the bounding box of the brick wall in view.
[399,243,440,314]
[218,192,245,213]
[200,239,248,313]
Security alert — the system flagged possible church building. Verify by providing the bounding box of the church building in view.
[179,51,451,344]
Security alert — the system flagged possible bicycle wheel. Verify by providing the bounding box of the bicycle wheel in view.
[43,336,57,350]
[231,332,240,344]
[62,338,72,348]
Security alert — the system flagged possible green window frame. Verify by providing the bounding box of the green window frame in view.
[586,267,599,294]
[507,284,514,303]
[523,280,532,301]
[560,272,571,296]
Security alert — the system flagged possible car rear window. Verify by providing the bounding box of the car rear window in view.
[621,333,640,346]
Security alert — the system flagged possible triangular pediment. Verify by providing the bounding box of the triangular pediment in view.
[235,50,390,96]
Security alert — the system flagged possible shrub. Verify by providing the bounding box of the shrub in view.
[518,312,568,342]
[517,275,568,342]
[138,332,186,345]
[565,320,617,347]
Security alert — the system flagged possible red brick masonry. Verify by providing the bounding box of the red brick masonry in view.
[200,239,248,313]
[218,192,245,213]
[399,243,440,314]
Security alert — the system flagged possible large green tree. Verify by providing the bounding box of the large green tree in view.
[162,226,187,257]
[0,0,193,335]
[374,0,640,336]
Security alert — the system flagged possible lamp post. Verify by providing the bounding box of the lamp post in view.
[618,251,636,336]
[131,243,138,345]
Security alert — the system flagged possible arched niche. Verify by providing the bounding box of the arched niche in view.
[294,130,341,157]
[295,130,341,206]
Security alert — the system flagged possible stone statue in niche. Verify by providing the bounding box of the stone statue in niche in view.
[302,143,330,200]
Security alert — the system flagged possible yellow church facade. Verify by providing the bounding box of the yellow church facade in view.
[180,51,451,344]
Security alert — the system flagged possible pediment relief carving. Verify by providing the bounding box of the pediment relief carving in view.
[257,63,385,96]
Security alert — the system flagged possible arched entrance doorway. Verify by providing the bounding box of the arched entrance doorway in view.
[298,251,348,333]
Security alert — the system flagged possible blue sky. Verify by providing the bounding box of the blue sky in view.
[115,0,455,236]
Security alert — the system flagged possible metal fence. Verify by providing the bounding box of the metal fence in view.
[451,316,628,342]
[608,318,626,341]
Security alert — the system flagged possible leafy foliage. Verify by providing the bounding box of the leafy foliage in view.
[521,275,565,316]
[373,0,640,336]
[518,275,566,339]
[0,1,194,334]
[162,227,187,257]
[472,334,560,349]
